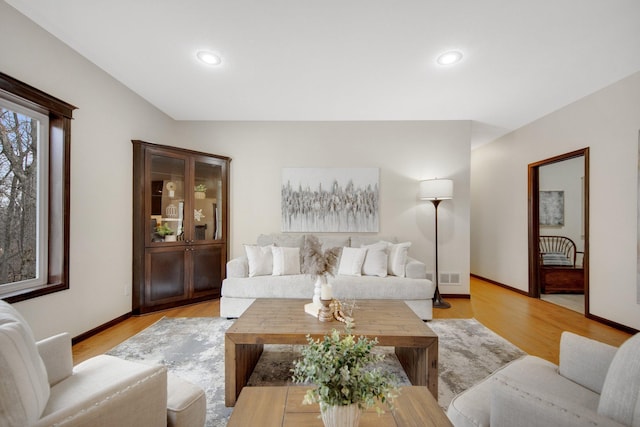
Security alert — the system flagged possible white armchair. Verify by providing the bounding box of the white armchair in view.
[447,331,640,427]
[0,300,206,427]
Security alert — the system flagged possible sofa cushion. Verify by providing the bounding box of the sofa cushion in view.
[222,274,434,301]
[222,275,315,299]
[447,355,601,427]
[314,235,350,252]
[0,300,50,426]
[385,241,411,277]
[272,246,301,275]
[489,376,620,427]
[361,242,388,277]
[244,244,273,277]
[257,233,305,248]
[337,247,367,276]
[350,236,397,248]
[597,333,640,426]
[331,276,433,300]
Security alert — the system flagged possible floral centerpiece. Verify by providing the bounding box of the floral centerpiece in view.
[301,235,342,309]
[301,235,341,279]
[292,328,399,427]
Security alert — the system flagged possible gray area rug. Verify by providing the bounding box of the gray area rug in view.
[107,317,525,427]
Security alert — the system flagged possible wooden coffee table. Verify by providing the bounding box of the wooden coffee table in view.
[225,299,439,407]
[227,386,453,426]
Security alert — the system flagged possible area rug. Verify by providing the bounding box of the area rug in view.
[106,317,525,427]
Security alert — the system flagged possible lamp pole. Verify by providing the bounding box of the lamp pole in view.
[419,178,453,309]
[430,198,451,308]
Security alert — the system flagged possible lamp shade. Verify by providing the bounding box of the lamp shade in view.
[419,179,454,200]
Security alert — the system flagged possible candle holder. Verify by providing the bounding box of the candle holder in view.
[318,298,334,322]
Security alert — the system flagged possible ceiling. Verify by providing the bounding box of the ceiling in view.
[6,0,640,147]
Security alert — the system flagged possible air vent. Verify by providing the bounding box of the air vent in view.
[439,273,461,285]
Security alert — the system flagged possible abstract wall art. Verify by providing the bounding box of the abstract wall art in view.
[281,168,379,232]
[539,190,564,227]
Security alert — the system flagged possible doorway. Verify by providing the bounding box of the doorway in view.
[528,148,589,315]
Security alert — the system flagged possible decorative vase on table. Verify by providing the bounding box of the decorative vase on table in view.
[302,235,341,318]
[314,273,328,304]
[321,403,362,427]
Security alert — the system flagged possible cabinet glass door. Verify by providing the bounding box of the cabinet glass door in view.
[149,154,186,243]
[193,159,223,241]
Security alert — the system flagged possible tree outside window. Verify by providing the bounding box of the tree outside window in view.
[0,101,47,289]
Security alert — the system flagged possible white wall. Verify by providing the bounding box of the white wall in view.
[2,2,472,339]
[539,157,585,257]
[471,71,640,330]
[174,121,471,296]
[1,2,177,339]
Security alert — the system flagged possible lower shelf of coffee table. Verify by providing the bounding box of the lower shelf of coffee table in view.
[227,386,453,427]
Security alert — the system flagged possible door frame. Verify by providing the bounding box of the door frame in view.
[528,148,590,315]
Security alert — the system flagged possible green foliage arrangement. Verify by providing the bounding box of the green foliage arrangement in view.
[291,328,399,413]
[194,184,207,192]
[155,223,174,236]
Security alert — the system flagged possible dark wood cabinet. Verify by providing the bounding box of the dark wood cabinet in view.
[132,140,230,314]
[540,267,584,294]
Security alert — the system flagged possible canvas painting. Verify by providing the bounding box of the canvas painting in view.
[282,168,379,232]
[539,190,564,226]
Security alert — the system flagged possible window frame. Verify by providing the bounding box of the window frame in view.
[0,97,50,291]
[0,72,76,302]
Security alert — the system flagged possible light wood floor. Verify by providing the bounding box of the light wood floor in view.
[72,276,632,365]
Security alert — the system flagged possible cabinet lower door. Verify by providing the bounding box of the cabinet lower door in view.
[191,245,224,298]
[145,247,188,306]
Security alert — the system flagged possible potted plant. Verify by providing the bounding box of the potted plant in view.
[155,223,176,241]
[292,328,399,427]
[194,184,207,199]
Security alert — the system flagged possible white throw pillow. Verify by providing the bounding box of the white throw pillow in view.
[244,244,273,277]
[337,247,367,276]
[386,241,411,277]
[361,242,388,277]
[272,246,301,276]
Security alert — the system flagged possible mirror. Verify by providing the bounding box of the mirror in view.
[528,148,589,315]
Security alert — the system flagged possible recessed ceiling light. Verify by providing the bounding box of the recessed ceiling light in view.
[196,50,222,66]
[436,50,463,66]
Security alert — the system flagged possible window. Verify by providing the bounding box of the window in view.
[0,98,49,291]
[0,73,76,301]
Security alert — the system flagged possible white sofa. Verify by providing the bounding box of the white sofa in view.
[447,331,640,427]
[0,300,206,427]
[220,233,436,320]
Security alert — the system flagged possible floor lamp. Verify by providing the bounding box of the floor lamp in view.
[419,178,453,309]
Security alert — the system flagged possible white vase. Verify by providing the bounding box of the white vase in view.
[313,274,327,304]
[321,403,361,427]
[164,235,177,242]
